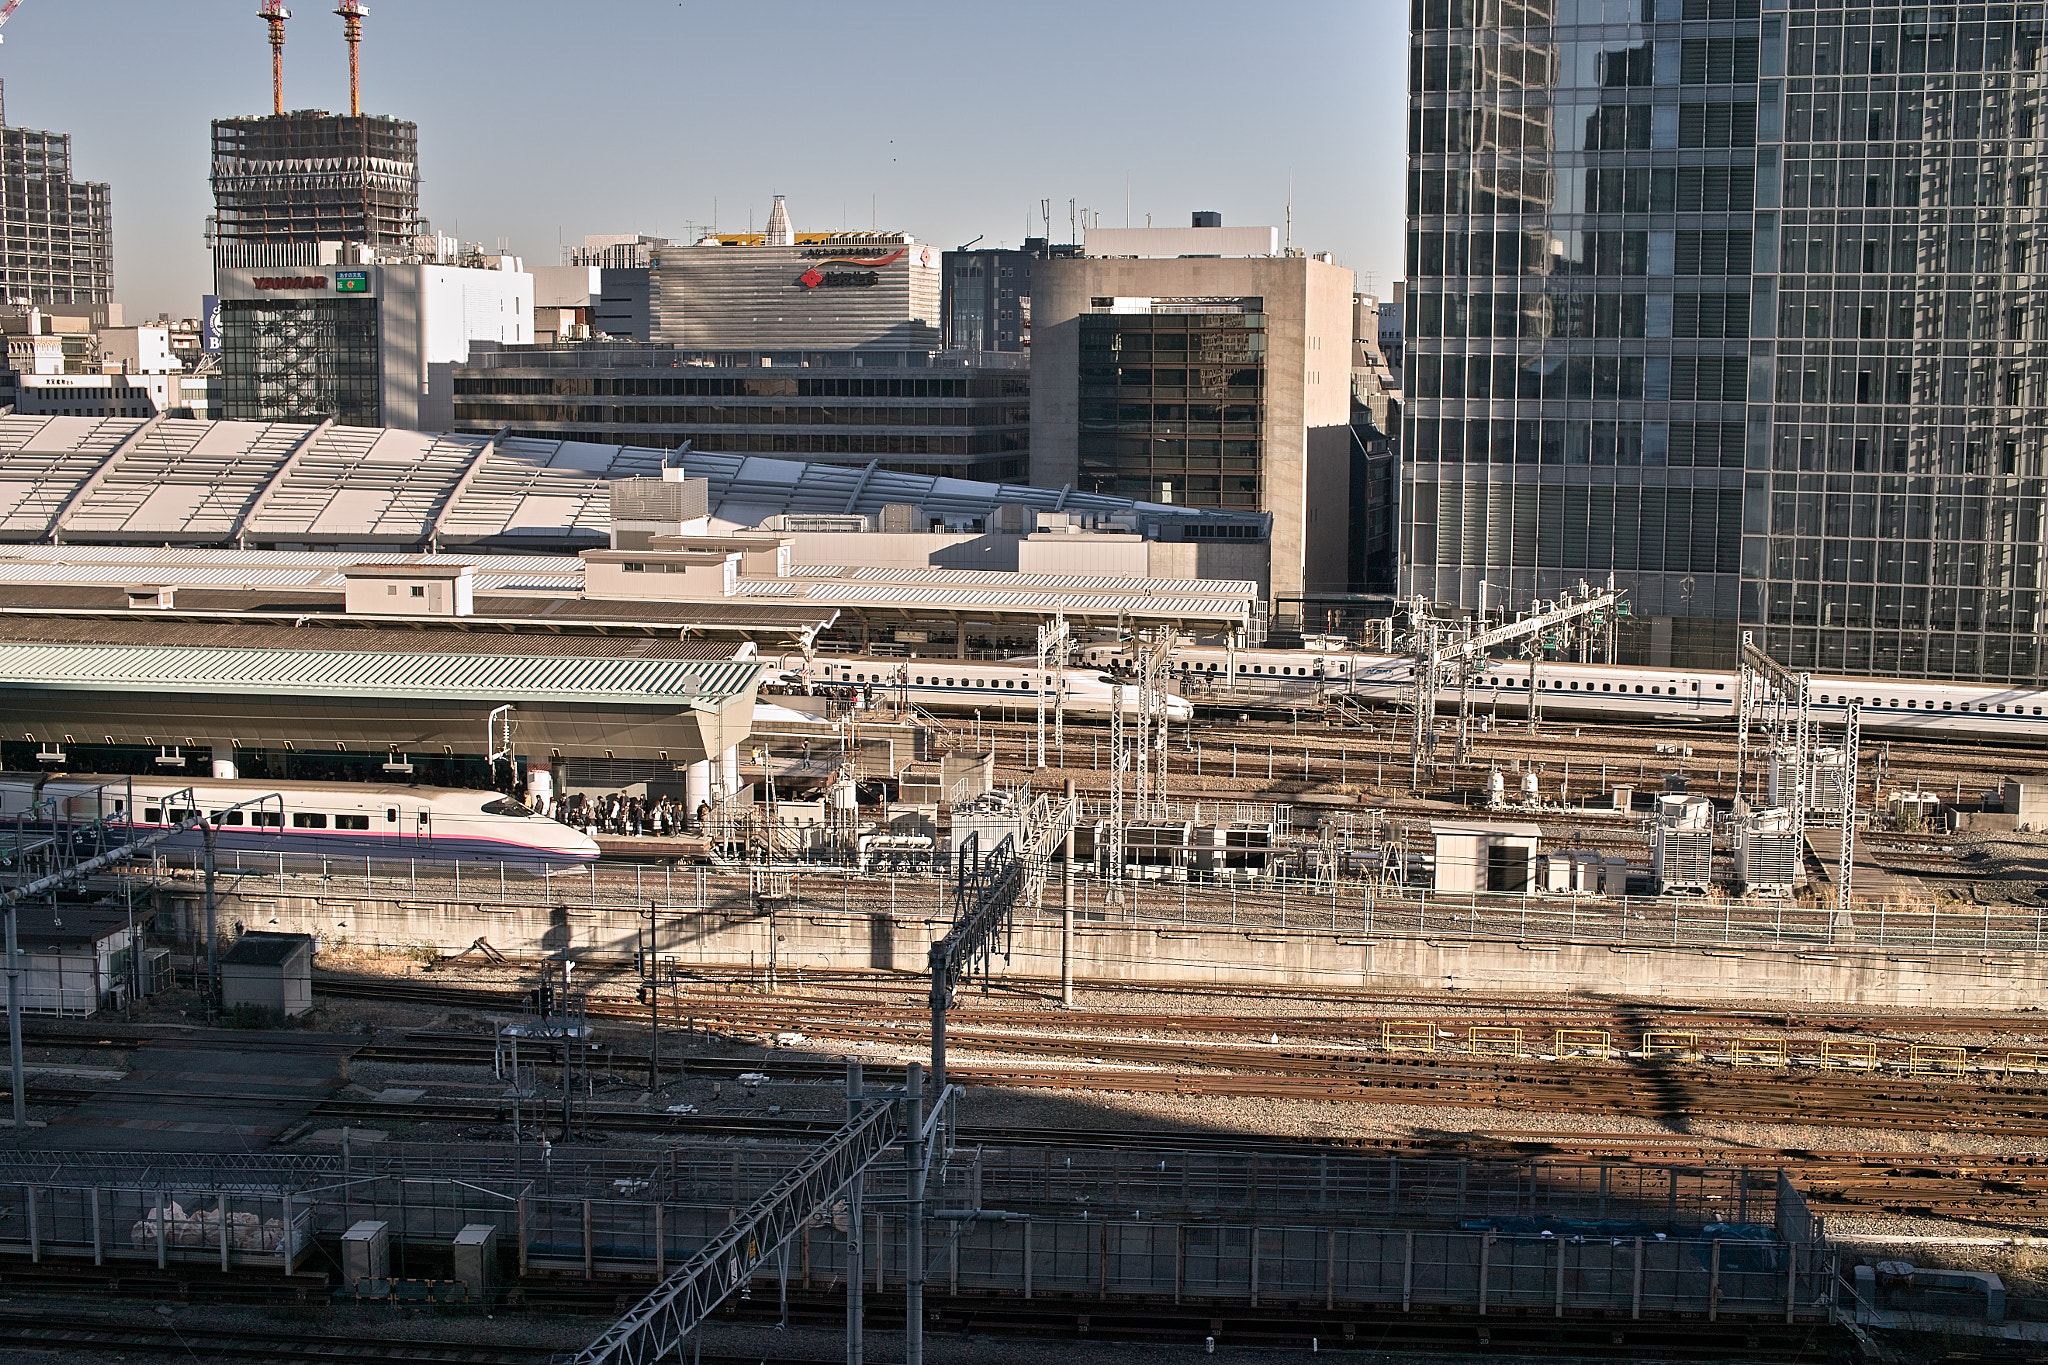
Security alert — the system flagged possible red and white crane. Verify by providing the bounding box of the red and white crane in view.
[0,1,27,43]
[334,0,365,118]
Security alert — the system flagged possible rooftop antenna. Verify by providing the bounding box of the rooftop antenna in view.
[334,0,366,118]
[1040,198,1051,241]
[258,3,291,116]
[1285,168,1294,254]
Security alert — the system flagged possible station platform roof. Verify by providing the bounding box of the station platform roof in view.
[0,640,764,765]
[0,416,1244,551]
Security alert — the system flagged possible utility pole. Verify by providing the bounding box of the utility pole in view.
[845,1060,864,1365]
[5,904,21,1127]
[904,1062,926,1365]
[1061,779,1076,1009]
[203,821,220,1017]
[644,901,660,1091]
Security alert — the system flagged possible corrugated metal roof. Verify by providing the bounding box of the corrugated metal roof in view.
[813,565,1259,596]
[732,579,1248,617]
[0,643,765,705]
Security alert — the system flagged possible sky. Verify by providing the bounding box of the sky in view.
[3,0,1409,322]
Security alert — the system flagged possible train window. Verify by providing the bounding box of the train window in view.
[945,678,954,686]
[1980,704,1990,712]
[336,814,370,831]
[1601,683,1611,692]
[218,811,244,826]
[481,799,533,818]
[252,811,281,828]
[386,808,399,822]
[1004,680,1015,689]
[976,679,986,687]
[171,809,197,822]
[1569,681,1579,690]
[1942,702,1952,710]
[292,812,327,829]
[914,676,925,685]
[1635,686,1643,694]
[1997,704,2007,713]
[1715,683,1725,690]
[144,807,161,822]
[1889,699,1898,707]
[1906,700,1916,708]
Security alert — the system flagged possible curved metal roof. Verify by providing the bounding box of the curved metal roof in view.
[0,416,1255,550]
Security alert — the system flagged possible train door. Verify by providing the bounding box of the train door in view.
[415,806,433,853]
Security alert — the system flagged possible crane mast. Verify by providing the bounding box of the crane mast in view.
[0,1,26,43]
[259,2,291,117]
[334,1,366,118]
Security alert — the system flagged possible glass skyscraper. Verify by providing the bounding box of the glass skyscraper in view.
[1405,0,2048,681]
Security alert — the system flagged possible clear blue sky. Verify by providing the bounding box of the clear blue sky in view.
[4,0,1408,321]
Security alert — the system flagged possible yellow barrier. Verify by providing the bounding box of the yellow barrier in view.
[1909,1044,1968,1077]
[1381,1020,1435,1054]
[1731,1037,1788,1067]
[1554,1028,1612,1060]
[1640,1031,1697,1060]
[1467,1025,1523,1058]
[1819,1039,1877,1071]
[2000,1051,2048,1079]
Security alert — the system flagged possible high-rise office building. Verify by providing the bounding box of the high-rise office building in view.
[0,82,113,317]
[1406,0,2048,681]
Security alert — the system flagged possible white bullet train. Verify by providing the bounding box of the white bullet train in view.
[775,657,1194,722]
[0,775,600,869]
[1077,643,2048,742]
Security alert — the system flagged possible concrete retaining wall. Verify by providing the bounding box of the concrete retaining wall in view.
[170,888,2048,1009]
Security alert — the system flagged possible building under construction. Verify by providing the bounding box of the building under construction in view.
[0,81,112,315]
[209,111,419,264]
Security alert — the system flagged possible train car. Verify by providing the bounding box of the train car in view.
[1080,644,2048,742]
[774,657,1194,721]
[0,775,600,869]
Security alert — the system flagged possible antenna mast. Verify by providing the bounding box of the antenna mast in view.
[334,0,366,118]
[259,2,291,117]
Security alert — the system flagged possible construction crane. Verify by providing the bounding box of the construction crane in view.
[0,1,26,43]
[334,0,366,118]
[259,2,291,117]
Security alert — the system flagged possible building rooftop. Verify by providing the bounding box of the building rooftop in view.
[0,416,1242,551]
[220,931,316,968]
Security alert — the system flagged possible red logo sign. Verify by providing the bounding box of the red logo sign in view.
[252,276,328,290]
[794,247,906,289]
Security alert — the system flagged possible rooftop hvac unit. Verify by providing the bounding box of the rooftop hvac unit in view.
[1733,809,1800,897]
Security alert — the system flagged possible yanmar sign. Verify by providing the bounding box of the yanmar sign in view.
[252,275,328,290]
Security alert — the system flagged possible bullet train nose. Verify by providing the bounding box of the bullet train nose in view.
[1166,696,1195,721]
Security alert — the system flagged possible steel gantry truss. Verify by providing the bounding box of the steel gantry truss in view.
[1402,583,1626,790]
[1734,631,1814,851]
[1836,700,1862,921]
[1035,609,1068,769]
[559,1077,906,1365]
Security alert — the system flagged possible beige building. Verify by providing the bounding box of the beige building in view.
[1030,244,1355,606]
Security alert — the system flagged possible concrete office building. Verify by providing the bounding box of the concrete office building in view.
[651,199,942,352]
[452,343,1029,482]
[942,243,1045,352]
[1030,221,1355,610]
[215,258,532,430]
[1407,0,2048,682]
[0,83,112,318]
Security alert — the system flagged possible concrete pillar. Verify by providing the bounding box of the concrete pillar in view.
[720,745,740,796]
[685,761,712,825]
[452,1223,497,1298]
[342,1220,390,1285]
[526,763,553,809]
[210,744,237,781]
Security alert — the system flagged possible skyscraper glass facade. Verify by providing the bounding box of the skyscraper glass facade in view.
[1405,0,2048,681]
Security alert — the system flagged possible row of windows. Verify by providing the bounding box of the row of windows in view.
[1405,483,1743,572]
[1410,290,1751,339]
[1780,227,2042,279]
[449,403,1024,428]
[1412,0,1759,31]
[1813,694,2042,715]
[1409,417,1745,466]
[1786,15,2044,78]
[1782,158,2028,211]
[1081,402,1262,424]
[141,807,375,830]
[450,375,1003,399]
[1405,352,1748,402]
[1764,432,2038,477]
[1785,89,2017,144]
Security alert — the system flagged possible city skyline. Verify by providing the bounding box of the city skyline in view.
[0,0,1408,321]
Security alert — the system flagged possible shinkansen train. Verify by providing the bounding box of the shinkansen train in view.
[1077,644,2048,741]
[775,657,1194,721]
[0,776,600,868]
